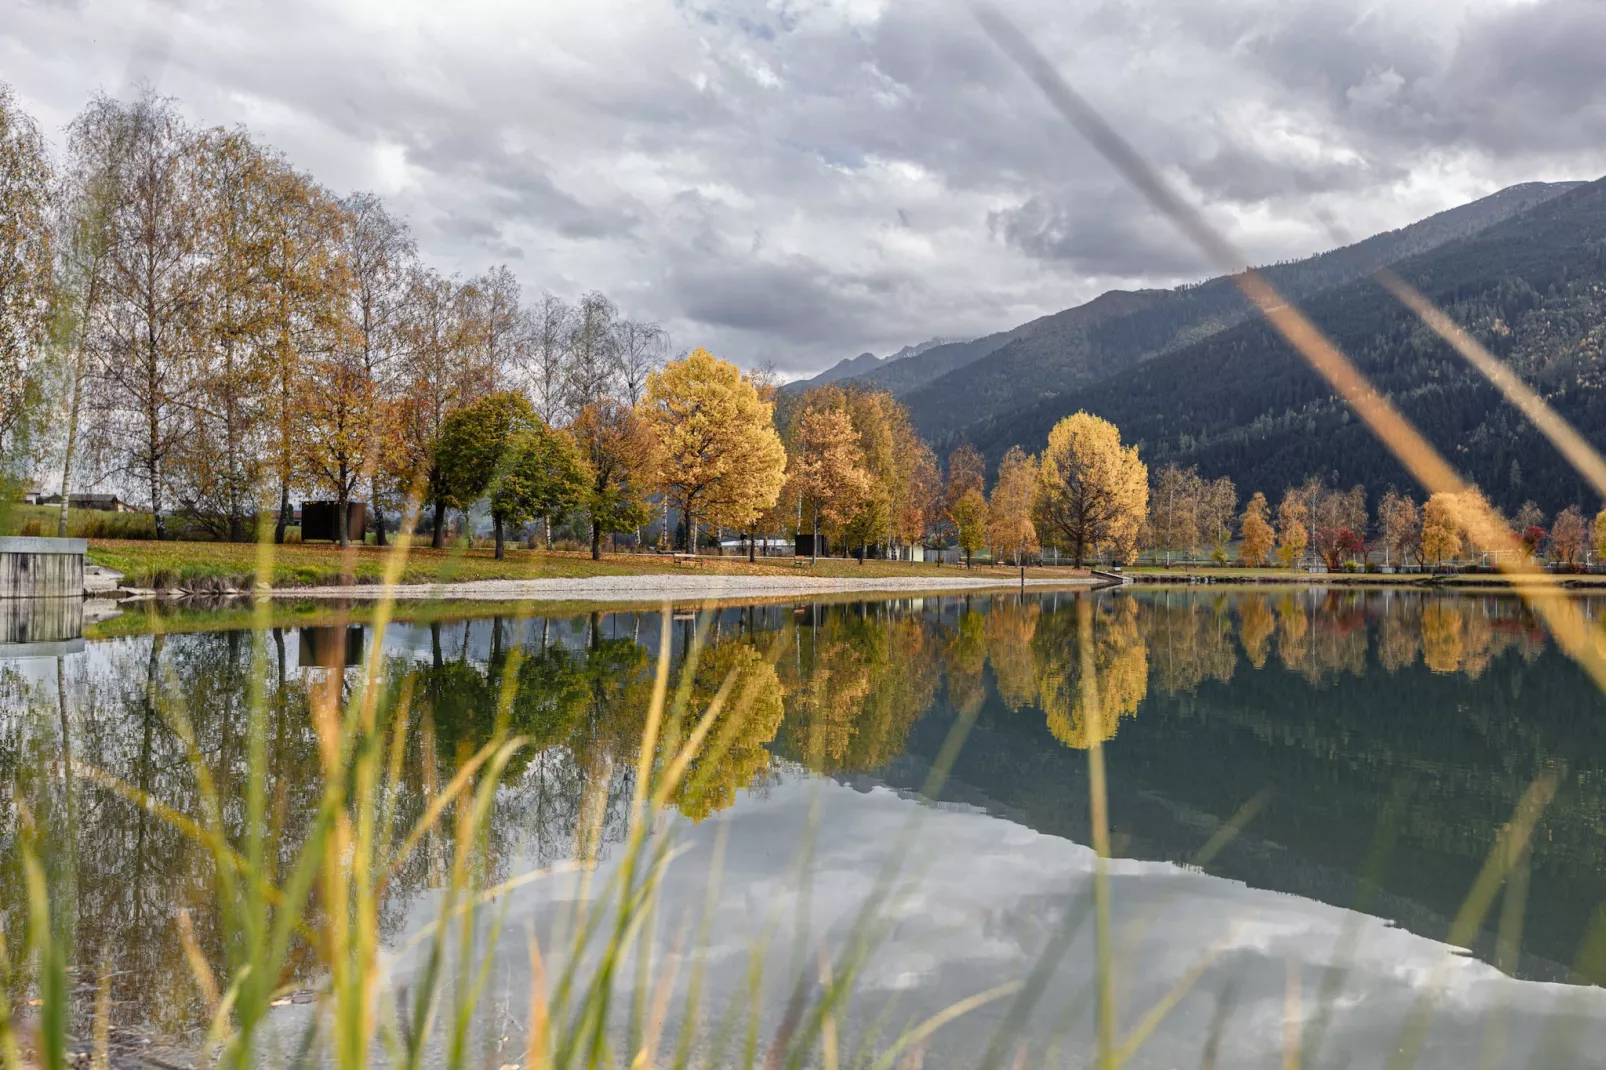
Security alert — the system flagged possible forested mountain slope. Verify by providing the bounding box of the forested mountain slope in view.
[968,177,1606,515]
[908,181,1582,443]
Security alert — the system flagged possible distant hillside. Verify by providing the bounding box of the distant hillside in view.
[967,177,1606,515]
[785,337,964,393]
[909,181,1583,444]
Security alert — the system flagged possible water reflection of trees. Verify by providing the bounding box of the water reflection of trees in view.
[778,605,941,776]
[4,589,1593,1040]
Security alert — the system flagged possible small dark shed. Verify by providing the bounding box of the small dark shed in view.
[300,501,368,542]
[794,532,830,558]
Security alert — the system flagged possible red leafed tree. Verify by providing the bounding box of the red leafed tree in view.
[1318,527,1364,569]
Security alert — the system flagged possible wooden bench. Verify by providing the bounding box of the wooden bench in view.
[671,553,704,567]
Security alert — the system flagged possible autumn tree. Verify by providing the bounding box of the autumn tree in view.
[458,265,521,390]
[791,405,873,562]
[1032,412,1147,566]
[1551,505,1587,566]
[1200,477,1237,559]
[571,399,657,559]
[944,443,985,528]
[340,190,416,545]
[185,126,276,540]
[641,348,786,554]
[951,486,989,568]
[1420,492,1464,566]
[1239,492,1274,566]
[260,156,352,543]
[394,267,493,546]
[1593,508,1606,565]
[1377,488,1421,567]
[987,446,1038,564]
[1276,491,1308,567]
[0,82,55,478]
[1299,479,1368,569]
[1149,464,1200,563]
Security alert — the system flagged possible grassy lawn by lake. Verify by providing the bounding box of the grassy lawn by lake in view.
[85,537,1088,589]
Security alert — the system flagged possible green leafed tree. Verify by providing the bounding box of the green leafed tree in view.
[434,390,534,552]
[488,424,591,560]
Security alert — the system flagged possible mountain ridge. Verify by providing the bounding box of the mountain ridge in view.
[963,175,1606,515]
[902,180,1585,443]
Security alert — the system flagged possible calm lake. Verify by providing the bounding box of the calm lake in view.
[6,587,1606,1067]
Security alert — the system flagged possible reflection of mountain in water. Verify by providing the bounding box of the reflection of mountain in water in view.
[868,590,1606,985]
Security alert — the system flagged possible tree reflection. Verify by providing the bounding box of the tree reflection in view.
[1238,595,1276,669]
[6,586,1592,1045]
[669,637,785,822]
[778,604,940,776]
[1143,593,1236,695]
[1033,596,1149,750]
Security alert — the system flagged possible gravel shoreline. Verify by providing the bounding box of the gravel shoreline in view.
[268,573,1100,603]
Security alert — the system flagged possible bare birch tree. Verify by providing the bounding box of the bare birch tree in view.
[88,89,201,541]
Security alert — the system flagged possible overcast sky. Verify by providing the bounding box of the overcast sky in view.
[6,0,1606,378]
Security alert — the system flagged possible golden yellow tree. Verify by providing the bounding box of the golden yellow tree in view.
[1032,412,1147,565]
[642,347,786,551]
[791,404,874,561]
[1420,492,1464,565]
[1592,508,1606,563]
[1276,492,1309,567]
[988,446,1039,564]
[950,486,989,567]
[1239,491,1275,566]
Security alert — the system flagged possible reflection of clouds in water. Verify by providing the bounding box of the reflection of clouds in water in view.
[376,776,1606,1069]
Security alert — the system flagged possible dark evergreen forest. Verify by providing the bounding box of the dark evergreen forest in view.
[963,178,1606,516]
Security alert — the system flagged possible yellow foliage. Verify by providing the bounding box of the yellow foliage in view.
[668,638,786,822]
[1032,412,1147,565]
[1034,598,1148,750]
[1237,596,1275,668]
[1239,492,1275,566]
[1421,492,1465,564]
[987,446,1039,562]
[642,348,787,534]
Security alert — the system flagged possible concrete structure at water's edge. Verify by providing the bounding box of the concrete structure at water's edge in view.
[0,536,87,598]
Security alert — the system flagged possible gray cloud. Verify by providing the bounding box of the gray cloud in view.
[4,0,1606,376]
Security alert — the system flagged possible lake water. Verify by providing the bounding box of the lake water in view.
[5,588,1606,1067]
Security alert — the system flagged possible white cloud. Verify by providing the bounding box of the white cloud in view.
[5,0,1606,378]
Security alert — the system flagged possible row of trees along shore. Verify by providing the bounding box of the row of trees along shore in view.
[1134,466,1606,570]
[1,85,704,549]
[0,82,1146,566]
[10,85,1606,567]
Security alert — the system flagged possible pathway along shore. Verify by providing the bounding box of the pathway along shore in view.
[267,572,1103,603]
